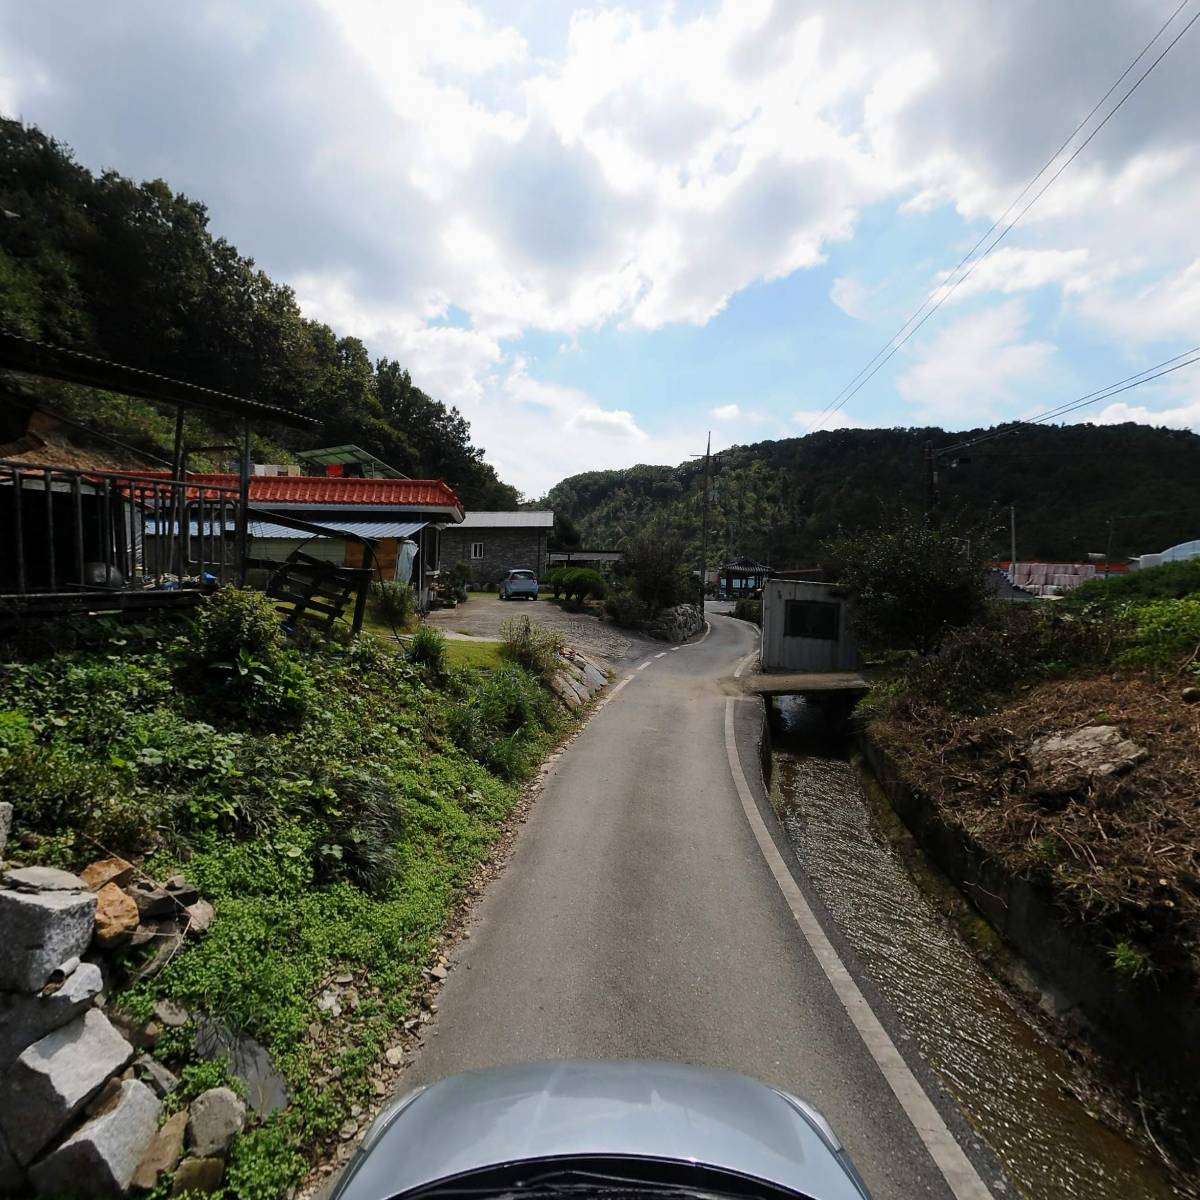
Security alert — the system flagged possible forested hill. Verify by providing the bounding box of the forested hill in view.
[546,423,1200,566]
[0,119,518,507]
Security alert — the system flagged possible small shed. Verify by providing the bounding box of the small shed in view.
[761,579,861,673]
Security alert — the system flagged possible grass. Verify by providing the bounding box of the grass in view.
[444,639,504,670]
[0,594,567,1197]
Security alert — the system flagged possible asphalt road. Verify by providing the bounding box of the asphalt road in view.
[406,612,991,1200]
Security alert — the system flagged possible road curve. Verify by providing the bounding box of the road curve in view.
[405,612,992,1200]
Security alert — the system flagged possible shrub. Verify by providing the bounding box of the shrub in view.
[1064,559,1200,612]
[407,625,447,674]
[193,586,282,664]
[501,616,563,682]
[368,581,416,629]
[561,567,606,605]
[441,561,471,605]
[1117,598,1200,668]
[733,598,762,625]
[890,604,1118,716]
[209,647,315,728]
[604,593,650,628]
[313,770,404,894]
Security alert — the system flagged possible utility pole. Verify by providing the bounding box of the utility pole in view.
[924,441,939,527]
[1009,504,1017,580]
[700,431,712,602]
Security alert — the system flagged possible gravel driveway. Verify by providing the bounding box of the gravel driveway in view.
[425,596,650,665]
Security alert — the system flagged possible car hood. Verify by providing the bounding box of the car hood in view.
[333,1059,868,1200]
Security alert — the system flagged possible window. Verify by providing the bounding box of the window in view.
[471,542,484,560]
[784,599,839,641]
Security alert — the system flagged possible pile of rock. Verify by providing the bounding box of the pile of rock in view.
[0,836,235,1197]
[550,646,609,710]
[640,603,704,643]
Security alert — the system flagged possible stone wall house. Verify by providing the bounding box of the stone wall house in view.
[441,512,554,585]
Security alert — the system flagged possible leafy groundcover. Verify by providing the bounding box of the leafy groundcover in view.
[0,588,567,1198]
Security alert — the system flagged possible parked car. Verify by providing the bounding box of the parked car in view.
[499,569,539,600]
[329,1059,872,1200]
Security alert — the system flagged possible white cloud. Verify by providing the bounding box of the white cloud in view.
[1076,258,1200,344]
[830,276,872,320]
[941,247,1094,305]
[711,404,741,420]
[3,0,1200,484]
[897,301,1056,422]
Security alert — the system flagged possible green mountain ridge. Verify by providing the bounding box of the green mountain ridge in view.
[545,423,1200,567]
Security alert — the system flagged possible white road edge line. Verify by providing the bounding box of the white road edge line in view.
[636,661,651,671]
[654,652,667,659]
[723,697,995,1200]
[732,650,756,679]
[593,674,635,711]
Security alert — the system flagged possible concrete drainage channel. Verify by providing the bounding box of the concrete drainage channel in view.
[767,697,1178,1200]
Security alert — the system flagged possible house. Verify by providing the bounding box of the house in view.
[171,473,465,611]
[716,556,771,600]
[440,511,554,584]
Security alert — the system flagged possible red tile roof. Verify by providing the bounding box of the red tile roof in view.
[157,473,463,513]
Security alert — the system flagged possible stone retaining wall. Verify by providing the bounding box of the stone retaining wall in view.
[0,829,245,1197]
[640,603,705,643]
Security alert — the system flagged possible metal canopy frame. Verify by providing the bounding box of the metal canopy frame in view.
[0,332,315,431]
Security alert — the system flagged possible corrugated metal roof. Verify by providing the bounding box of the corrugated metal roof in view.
[145,518,427,540]
[457,510,554,528]
[250,519,426,540]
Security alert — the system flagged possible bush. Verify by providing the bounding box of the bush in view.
[890,604,1118,715]
[604,592,650,628]
[440,561,471,605]
[501,616,563,681]
[733,598,762,625]
[562,567,606,605]
[1065,559,1200,612]
[194,586,282,664]
[369,581,416,629]
[313,770,404,894]
[407,625,447,674]
[1117,598,1200,668]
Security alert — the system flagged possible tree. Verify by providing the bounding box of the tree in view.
[822,511,994,655]
[621,523,695,614]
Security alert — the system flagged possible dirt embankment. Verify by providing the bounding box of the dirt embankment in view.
[872,673,1200,980]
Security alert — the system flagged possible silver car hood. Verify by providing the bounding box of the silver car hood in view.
[333,1059,868,1200]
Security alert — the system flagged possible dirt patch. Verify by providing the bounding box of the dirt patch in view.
[426,597,651,664]
[872,673,1200,978]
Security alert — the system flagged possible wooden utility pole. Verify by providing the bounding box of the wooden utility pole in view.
[924,441,938,526]
[700,431,712,601]
[1009,504,1017,579]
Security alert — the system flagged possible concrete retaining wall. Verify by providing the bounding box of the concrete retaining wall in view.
[859,733,1200,1131]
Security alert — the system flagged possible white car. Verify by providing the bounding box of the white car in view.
[499,569,539,600]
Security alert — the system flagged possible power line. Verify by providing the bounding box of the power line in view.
[940,345,1200,455]
[806,0,1199,434]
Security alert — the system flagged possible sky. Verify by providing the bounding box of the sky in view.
[1,0,1198,495]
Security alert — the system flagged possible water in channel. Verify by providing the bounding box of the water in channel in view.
[770,695,1178,1200]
